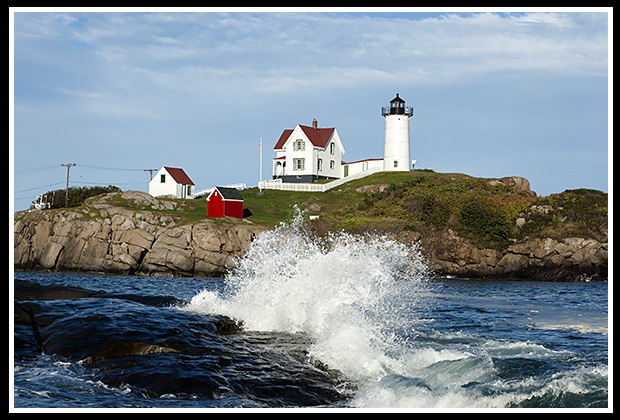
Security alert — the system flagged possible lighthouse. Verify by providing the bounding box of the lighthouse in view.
[382,93,414,171]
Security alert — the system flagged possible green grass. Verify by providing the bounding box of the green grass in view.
[33,170,606,249]
[238,170,607,249]
[239,189,312,226]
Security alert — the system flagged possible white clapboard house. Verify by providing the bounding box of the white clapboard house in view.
[272,119,345,183]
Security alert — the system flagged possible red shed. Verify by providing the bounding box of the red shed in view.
[206,187,244,219]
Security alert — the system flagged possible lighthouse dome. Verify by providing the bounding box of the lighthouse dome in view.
[382,93,413,116]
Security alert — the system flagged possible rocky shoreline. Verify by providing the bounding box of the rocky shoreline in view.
[14,191,266,278]
[415,229,607,282]
[14,190,607,282]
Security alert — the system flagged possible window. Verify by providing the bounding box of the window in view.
[330,160,335,170]
[293,158,305,171]
[394,160,398,168]
[293,139,305,151]
[160,174,166,183]
[330,143,335,155]
[317,158,323,172]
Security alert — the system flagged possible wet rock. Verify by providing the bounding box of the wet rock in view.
[13,280,348,406]
[14,279,102,301]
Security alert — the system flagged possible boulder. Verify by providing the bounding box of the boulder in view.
[500,176,537,198]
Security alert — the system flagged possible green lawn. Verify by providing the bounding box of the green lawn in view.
[52,170,605,250]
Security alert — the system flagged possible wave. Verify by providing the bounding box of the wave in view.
[183,208,432,381]
[182,208,608,408]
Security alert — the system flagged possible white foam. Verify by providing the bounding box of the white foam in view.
[184,208,431,381]
[182,209,608,408]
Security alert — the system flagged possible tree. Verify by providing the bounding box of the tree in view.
[32,185,121,209]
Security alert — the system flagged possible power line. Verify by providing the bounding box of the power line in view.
[14,163,158,200]
[72,180,143,186]
[14,165,59,173]
[15,164,149,173]
[78,164,148,172]
[15,181,65,193]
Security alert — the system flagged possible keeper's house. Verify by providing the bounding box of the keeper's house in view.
[149,166,195,199]
[272,119,345,183]
[206,186,244,219]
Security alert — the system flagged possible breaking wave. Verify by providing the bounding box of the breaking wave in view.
[184,208,431,381]
[183,208,608,408]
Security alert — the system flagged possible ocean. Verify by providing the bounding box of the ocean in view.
[12,216,609,410]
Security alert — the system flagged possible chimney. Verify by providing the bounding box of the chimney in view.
[312,118,318,129]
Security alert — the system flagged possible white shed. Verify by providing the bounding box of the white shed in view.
[148,166,195,199]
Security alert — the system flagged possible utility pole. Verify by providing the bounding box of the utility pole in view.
[61,163,76,207]
[144,168,157,181]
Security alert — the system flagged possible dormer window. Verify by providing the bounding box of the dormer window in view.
[293,139,305,151]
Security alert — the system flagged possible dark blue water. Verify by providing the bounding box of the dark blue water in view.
[12,271,608,409]
[11,216,609,410]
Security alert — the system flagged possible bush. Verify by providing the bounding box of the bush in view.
[459,197,512,248]
[403,193,451,227]
[518,188,608,242]
[34,185,121,209]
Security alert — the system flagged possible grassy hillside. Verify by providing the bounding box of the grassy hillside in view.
[28,170,606,252]
[238,170,608,250]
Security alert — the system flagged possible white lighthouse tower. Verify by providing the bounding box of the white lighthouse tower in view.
[382,93,414,171]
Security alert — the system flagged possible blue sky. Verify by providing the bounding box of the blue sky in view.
[11,8,610,211]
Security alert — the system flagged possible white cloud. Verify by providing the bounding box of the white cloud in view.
[12,9,609,205]
[25,11,605,98]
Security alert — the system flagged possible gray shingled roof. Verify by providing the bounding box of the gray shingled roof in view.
[216,187,243,201]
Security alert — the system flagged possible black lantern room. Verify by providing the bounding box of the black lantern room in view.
[381,93,413,117]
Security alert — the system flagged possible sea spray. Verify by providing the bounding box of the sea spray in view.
[181,209,608,408]
[15,262,608,408]
[184,208,433,380]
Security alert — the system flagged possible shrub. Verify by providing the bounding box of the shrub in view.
[403,193,451,227]
[34,185,121,209]
[459,197,512,248]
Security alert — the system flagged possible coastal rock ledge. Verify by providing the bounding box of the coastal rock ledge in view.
[14,190,607,282]
[14,191,267,278]
[419,229,607,282]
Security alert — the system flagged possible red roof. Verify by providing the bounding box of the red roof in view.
[274,129,293,150]
[163,167,194,185]
[273,125,335,150]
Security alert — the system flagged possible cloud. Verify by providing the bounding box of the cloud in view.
[18,11,605,101]
[12,10,609,209]
[14,10,608,126]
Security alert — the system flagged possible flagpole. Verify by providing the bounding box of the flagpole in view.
[259,137,263,192]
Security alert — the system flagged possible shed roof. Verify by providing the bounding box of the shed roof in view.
[214,186,244,201]
[163,166,195,185]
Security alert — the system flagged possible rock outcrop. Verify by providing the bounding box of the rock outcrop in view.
[14,190,607,282]
[418,229,607,282]
[14,191,266,277]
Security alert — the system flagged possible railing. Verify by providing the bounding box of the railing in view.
[194,183,247,198]
[381,106,414,117]
[258,179,325,192]
[258,167,382,192]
